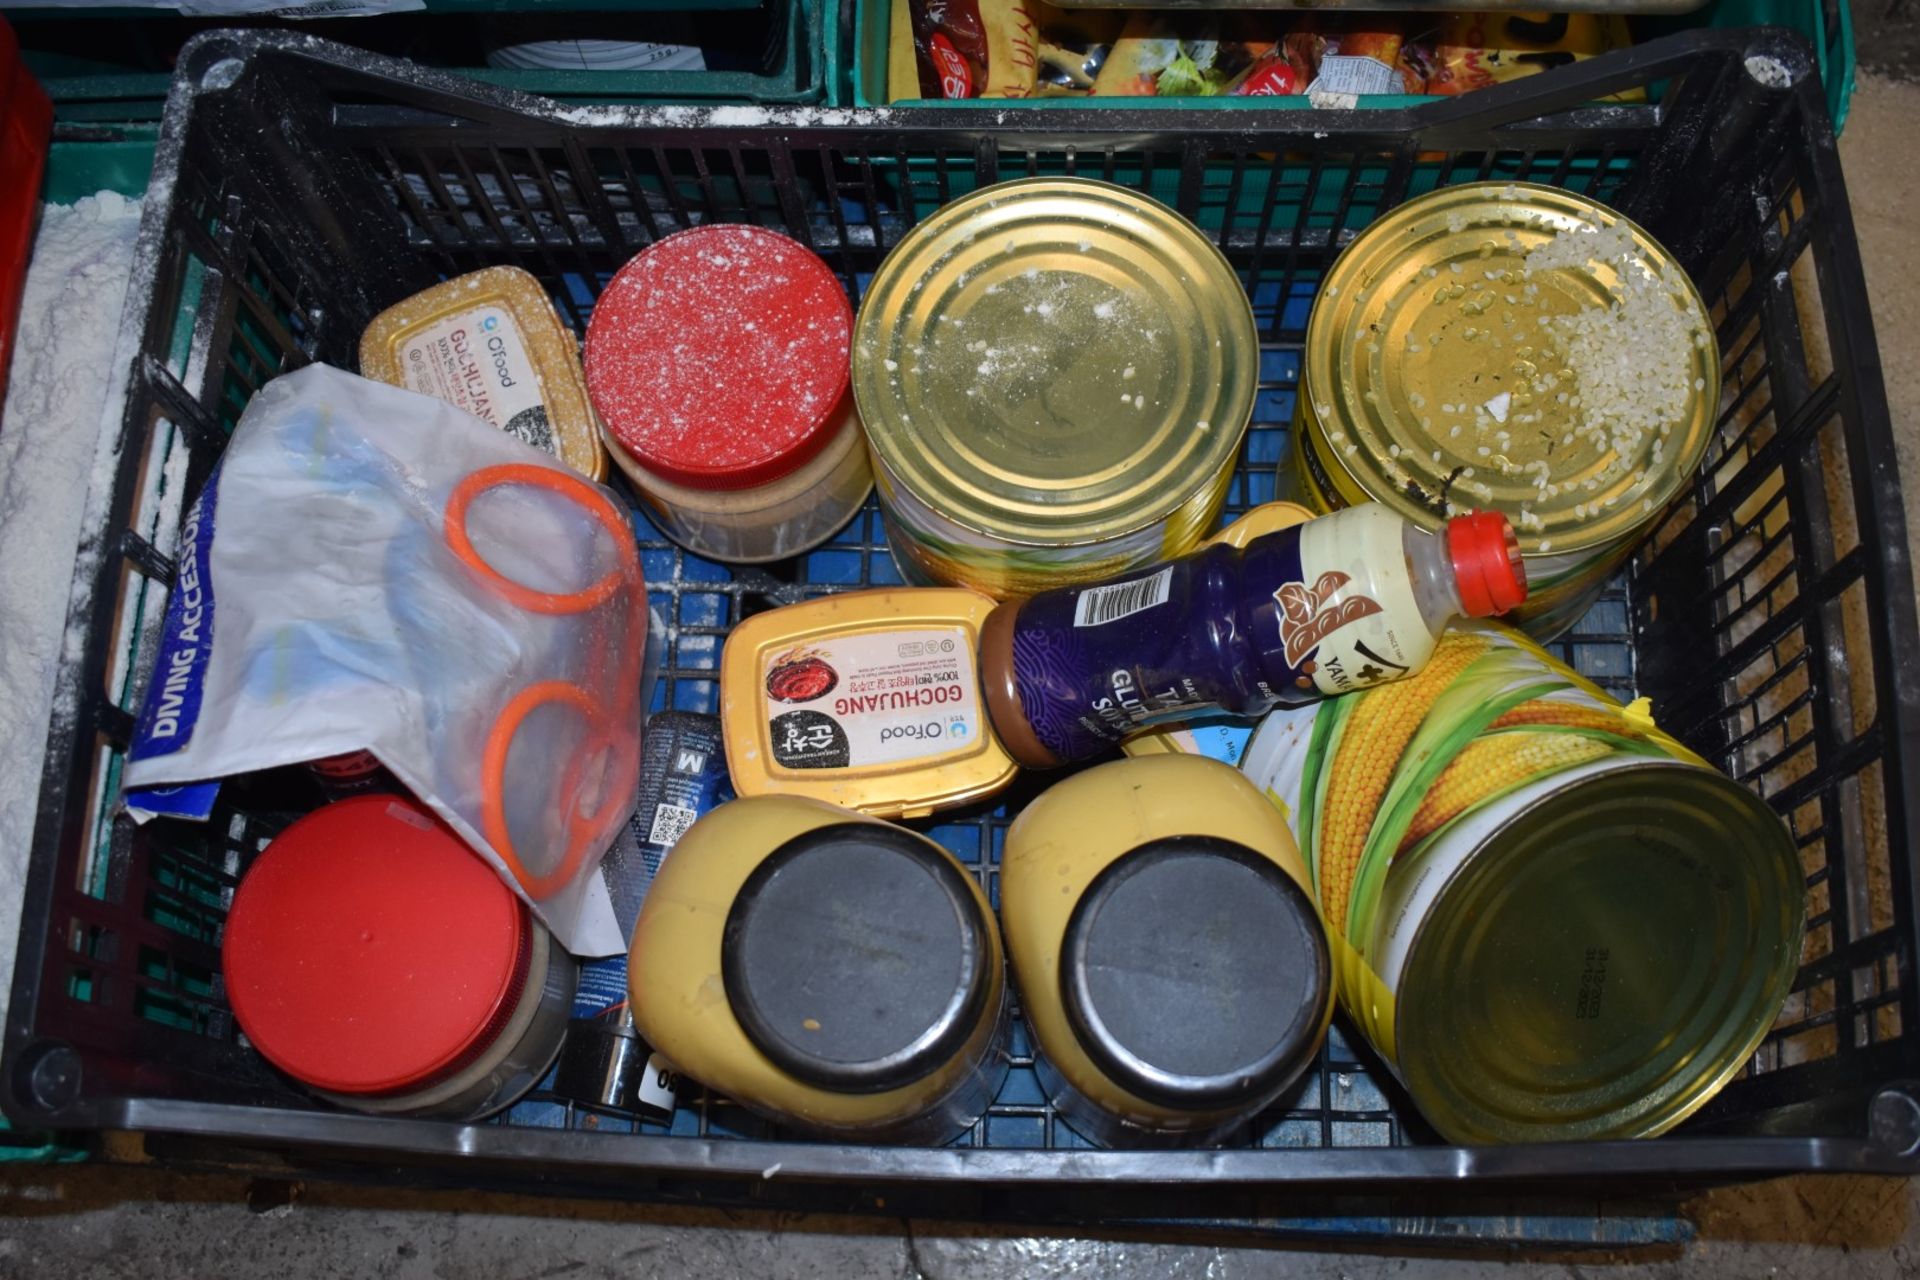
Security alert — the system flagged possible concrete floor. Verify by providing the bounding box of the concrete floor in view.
[3,67,1919,1280]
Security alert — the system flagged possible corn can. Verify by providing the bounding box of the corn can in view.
[1239,621,1804,1144]
[1286,182,1718,640]
[853,177,1257,600]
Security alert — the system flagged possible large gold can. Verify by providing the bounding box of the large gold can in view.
[1240,622,1804,1144]
[852,178,1257,599]
[1288,182,1719,640]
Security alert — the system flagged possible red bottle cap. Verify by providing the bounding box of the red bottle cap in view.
[222,796,531,1096]
[1445,510,1528,618]
[585,224,853,492]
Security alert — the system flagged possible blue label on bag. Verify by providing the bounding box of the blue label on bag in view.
[1169,717,1257,768]
[124,779,223,822]
[130,467,220,763]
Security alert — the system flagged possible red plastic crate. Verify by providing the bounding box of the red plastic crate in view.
[0,16,53,413]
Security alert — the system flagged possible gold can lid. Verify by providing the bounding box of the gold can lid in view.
[1305,182,1718,556]
[1392,761,1804,1143]
[853,178,1257,547]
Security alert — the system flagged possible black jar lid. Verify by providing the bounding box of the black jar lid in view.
[722,822,993,1094]
[1061,835,1330,1112]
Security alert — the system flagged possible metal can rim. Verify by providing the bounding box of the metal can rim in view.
[1388,758,1804,1144]
[1302,181,1719,558]
[854,176,1257,549]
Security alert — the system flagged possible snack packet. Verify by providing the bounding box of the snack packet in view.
[1426,12,1636,99]
[1094,15,1279,97]
[892,0,1115,100]
[1282,23,1427,98]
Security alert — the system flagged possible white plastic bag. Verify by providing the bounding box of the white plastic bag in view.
[124,365,646,955]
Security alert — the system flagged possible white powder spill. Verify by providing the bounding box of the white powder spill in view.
[0,191,143,1027]
[1744,55,1794,89]
[554,102,884,129]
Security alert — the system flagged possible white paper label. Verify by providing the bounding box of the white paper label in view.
[762,627,982,772]
[637,1052,679,1113]
[396,307,554,455]
[1308,55,1403,99]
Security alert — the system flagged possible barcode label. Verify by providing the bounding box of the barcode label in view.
[646,802,700,849]
[1074,568,1174,627]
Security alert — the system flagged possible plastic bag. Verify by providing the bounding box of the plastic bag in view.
[1425,13,1639,102]
[1094,17,1278,96]
[123,364,646,955]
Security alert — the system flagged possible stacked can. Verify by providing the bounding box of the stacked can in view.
[1288,182,1719,640]
[853,178,1258,599]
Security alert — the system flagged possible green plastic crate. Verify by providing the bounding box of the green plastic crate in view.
[20,0,823,124]
[849,0,1855,131]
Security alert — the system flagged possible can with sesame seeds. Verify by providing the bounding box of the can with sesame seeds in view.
[1284,182,1719,641]
[1237,620,1804,1144]
[852,177,1258,600]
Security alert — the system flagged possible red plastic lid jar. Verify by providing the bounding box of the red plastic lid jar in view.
[222,796,576,1119]
[584,225,872,564]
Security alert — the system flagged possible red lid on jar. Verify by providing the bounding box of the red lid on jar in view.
[222,796,531,1096]
[585,225,853,492]
[1446,510,1529,618]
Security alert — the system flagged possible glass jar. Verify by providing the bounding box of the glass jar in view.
[587,224,871,563]
[222,795,575,1120]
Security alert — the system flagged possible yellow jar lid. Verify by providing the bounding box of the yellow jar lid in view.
[359,265,608,482]
[720,588,1017,819]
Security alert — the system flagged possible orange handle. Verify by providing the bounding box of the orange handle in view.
[444,462,637,615]
[480,679,605,900]
[449,463,648,900]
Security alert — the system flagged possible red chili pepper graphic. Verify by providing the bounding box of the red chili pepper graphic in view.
[767,655,838,703]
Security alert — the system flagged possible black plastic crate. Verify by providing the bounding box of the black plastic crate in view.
[5,26,1918,1208]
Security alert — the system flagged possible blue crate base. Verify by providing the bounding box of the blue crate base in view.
[491,315,1638,1161]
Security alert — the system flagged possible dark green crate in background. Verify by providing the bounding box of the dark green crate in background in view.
[16,0,823,123]
[11,0,1855,136]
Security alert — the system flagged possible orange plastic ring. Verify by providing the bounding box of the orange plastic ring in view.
[481,679,605,899]
[444,463,637,615]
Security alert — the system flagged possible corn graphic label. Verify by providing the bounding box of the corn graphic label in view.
[1240,618,1804,1143]
[1240,619,1698,1059]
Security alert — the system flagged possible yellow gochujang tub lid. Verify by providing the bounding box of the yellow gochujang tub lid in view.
[360,265,607,481]
[720,588,1017,819]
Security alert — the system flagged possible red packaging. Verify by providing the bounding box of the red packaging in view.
[1234,45,1310,97]
[1,17,53,413]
